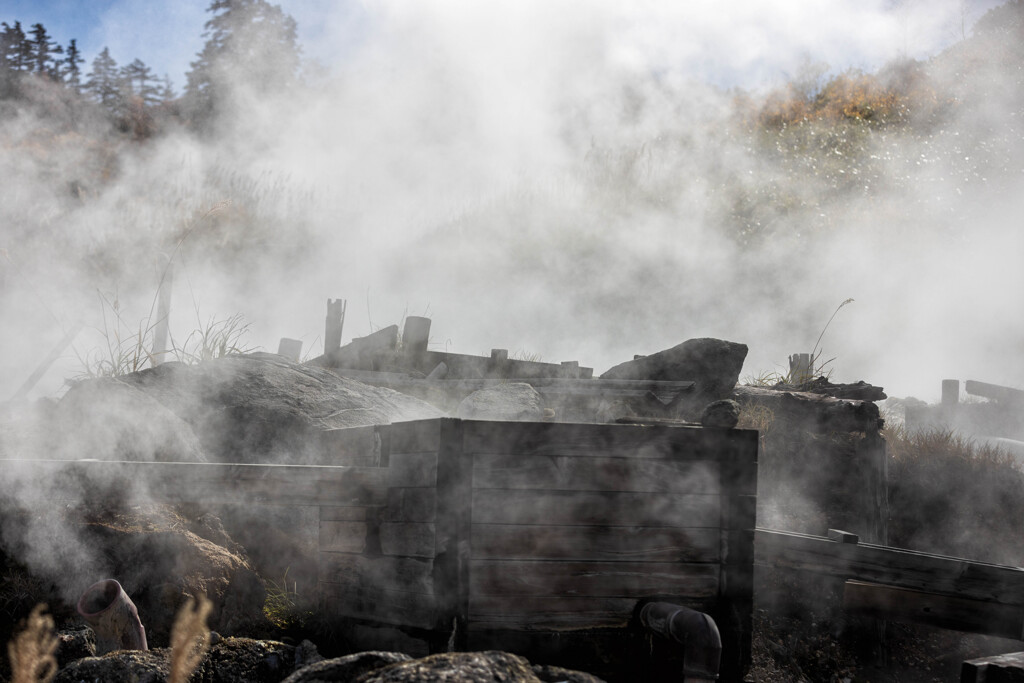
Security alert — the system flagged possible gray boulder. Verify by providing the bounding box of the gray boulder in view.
[282,651,412,682]
[355,650,605,682]
[601,338,747,419]
[456,383,546,422]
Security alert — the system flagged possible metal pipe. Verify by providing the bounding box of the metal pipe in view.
[638,601,721,682]
[77,579,148,655]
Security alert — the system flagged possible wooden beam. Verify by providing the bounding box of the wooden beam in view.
[965,380,1024,406]
[755,528,1024,606]
[962,651,1024,683]
[844,580,1024,640]
[2,459,389,507]
[431,418,471,651]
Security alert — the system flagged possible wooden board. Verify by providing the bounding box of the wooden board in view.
[755,529,1024,606]
[319,521,369,553]
[471,455,719,494]
[317,426,383,466]
[462,421,746,461]
[384,488,437,522]
[962,651,1024,683]
[387,452,437,488]
[471,524,721,563]
[322,583,435,630]
[468,595,707,631]
[844,580,1024,640]
[388,419,442,455]
[319,553,435,595]
[469,560,719,598]
[10,460,389,507]
[380,522,436,558]
[471,489,720,527]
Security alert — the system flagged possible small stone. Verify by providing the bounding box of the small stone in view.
[700,399,741,429]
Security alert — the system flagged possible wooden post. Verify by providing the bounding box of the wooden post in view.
[326,299,346,353]
[431,419,471,652]
[789,353,813,383]
[151,259,173,365]
[488,349,508,378]
[402,317,431,356]
[277,338,302,362]
[718,430,758,682]
[941,380,959,409]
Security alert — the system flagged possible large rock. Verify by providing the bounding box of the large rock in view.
[355,651,606,682]
[113,353,444,463]
[601,339,747,419]
[54,637,302,683]
[282,651,412,682]
[456,383,546,422]
[54,378,207,462]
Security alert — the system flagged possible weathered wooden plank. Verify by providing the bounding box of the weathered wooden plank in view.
[723,496,757,531]
[844,580,1024,640]
[317,426,382,466]
[319,553,435,594]
[319,521,368,553]
[965,380,1024,406]
[387,452,437,488]
[7,460,389,507]
[384,488,437,522]
[962,651,1024,683]
[471,490,720,527]
[471,524,721,563]
[468,596,708,631]
[431,418,472,650]
[471,455,720,494]
[388,419,442,455]
[755,529,1024,606]
[380,523,436,558]
[718,431,759,497]
[319,506,372,522]
[322,583,436,630]
[469,560,719,598]
[462,421,738,460]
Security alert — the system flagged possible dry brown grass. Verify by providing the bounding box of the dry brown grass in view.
[7,604,57,683]
[169,595,212,683]
[885,424,1024,565]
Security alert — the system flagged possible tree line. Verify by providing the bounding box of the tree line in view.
[0,0,301,136]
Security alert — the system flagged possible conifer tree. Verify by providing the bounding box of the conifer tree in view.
[28,23,62,78]
[84,47,122,110]
[184,0,301,126]
[121,57,161,106]
[1,21,31,72]
[63,38,85,91]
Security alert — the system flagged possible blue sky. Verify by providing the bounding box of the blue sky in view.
[2,0,368,92]
[2,0,1009,93]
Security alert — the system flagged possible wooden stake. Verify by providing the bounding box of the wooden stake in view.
[326,299,346,352]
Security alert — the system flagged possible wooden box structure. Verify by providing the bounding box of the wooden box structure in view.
[317,418,758,679]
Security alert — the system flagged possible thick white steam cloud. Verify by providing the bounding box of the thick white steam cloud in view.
[1,0,1020,402]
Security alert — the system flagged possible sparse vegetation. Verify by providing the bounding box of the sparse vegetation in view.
[169,594,212,683]
[7,604,57,683]
[262,568,310,630]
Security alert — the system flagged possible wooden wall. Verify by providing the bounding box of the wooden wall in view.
[317,418,758,678]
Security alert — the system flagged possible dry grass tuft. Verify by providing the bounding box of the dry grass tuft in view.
[169,594,212,683]
[7,604,57,683]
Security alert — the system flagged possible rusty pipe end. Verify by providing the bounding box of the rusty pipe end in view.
[77,579,148,654]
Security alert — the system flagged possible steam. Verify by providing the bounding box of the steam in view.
[2,0,1021,404]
